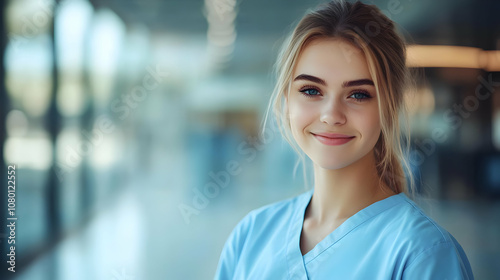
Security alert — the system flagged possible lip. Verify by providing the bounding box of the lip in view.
[312,132,355,146]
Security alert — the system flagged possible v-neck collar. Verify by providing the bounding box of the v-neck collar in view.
[286,188,315,279]
[286,189,406,278]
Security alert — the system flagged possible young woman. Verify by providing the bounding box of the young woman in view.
[214,1,474,279]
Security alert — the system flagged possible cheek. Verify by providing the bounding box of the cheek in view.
[288,99,316,131]
[356,106,381,140]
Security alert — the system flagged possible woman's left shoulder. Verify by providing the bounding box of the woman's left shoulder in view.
[391,194,454,243]
[385,193,474,279]
[387,193,459,245]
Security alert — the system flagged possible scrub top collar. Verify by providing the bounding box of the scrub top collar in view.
[286,188,406,279]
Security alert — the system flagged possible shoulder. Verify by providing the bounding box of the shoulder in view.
[214,190,311,279]
[385,193,474,279]
[215,190,310,269]
[234,189,311,233]
[389,193,456,247]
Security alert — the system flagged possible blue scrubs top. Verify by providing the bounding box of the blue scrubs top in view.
[214,189,474,279]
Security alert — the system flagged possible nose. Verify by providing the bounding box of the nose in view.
[319,97,347,126]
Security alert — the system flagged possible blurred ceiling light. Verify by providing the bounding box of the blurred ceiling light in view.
[206,44,234,65]
[55,0,93,117]
[407,45,500,71]
[207,24,236,47]
[204,0,237,70]
[56,0,93,73]
[6,110,29,137]
[205,9,237,26]
[5,0,55,36]
[4,136,53,170]
[88,8,126,108]
[5,35,52,117]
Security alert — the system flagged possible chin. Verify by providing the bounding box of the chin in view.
[309,149,374,170]
[310,156,358,170]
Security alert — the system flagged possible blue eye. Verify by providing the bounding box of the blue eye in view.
[349,91,371,101]
[299,87,320,98]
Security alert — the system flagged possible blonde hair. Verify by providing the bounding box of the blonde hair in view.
[261,0,414,195]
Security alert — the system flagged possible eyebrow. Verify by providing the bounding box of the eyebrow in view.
[293,74,374,87]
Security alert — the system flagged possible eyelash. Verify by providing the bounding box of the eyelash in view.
[298,86,372,102]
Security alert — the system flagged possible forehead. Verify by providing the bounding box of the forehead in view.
[292,38,372,84]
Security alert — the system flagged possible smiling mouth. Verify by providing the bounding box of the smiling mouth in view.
[311,133,355,146]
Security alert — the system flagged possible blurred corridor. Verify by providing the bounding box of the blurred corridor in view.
[0,0,499,279]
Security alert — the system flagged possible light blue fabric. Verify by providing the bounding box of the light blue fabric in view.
[214,189,474,279]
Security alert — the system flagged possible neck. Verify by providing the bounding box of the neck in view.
[307,150,395,224]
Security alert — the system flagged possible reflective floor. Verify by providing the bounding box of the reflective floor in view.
[14,180,500,280]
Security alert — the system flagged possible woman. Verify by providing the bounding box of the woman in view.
[214,1,474,279]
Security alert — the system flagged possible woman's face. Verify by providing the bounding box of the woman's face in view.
[286,37,381,170]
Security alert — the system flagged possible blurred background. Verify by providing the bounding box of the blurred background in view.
[0,0,499,279]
